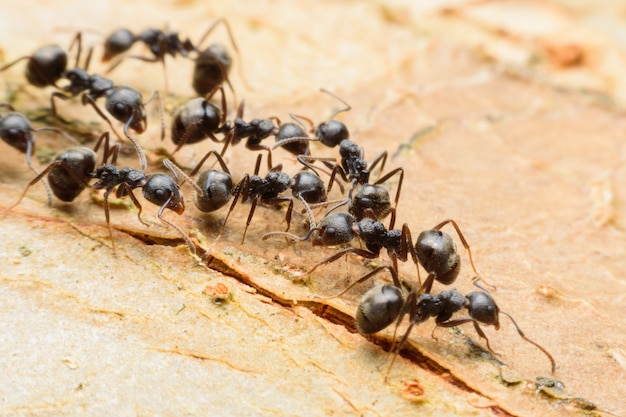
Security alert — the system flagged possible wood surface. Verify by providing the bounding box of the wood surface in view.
[0,1,625,416]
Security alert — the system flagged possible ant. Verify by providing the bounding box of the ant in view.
[264,209,479,292]
[0,103,79,203]
[167,151,327,244]
[347,265,556,374]
[9,131,194,253]
[170,87,279,167]
[273,89,352,156]
[274,90,403,224]
[8,131,113,211]
[91,158,195,253]
[0,33,155,169]
[102,19,245,97]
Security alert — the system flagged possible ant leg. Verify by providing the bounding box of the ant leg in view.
[50,92,75,125]
[66,32,84,69]
[143,90,166,141]
[117,183,148,227]
[437,318,496,354]
[264,196,294,231]
[418,272,437,295]
[500,311,556,374]
[220,174,249,238]
[100,188,116,250]
[7,160,89,210]
[192,149,232,176]
[432,219,478,275]
[246,144,273,170]
[400,223,421,286]
[375,166,404,220]
[240,198,258,245]
[35,126,80,147]
[308,247,379,274]
[80,94,124,142]
[385,293,420,376]
[320,265,402,300]
[368,151,389,181]
[432,218,496,290]
[21,138,52,207]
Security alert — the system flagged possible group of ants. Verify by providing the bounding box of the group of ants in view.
[0,19,556,377]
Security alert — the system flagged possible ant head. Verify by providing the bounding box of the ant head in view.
[415,229,460,286]
[466,291,500,329]
[25,44,68,87]
[102,28,135,62]
[105,87,146,133]
[171,97,222,146]
[143,173,185,215]
[312,212,355,246]
[194,169,234,212]
[356,284,403,334]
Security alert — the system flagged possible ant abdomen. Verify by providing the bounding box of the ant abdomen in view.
[0,112,33,154]
[171,97,222,145]
[415,229,460,286]
[48,147,97,202]
[312,212,355,246]
[274,122,310,155]
[25,44,68,88]
[291,171,325,204]
[356,284,403,334]
[192,44,232,97]
[102,28,135,62]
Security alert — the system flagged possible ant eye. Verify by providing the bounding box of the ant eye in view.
[115,103,130,114]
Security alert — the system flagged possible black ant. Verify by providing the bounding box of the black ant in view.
[91,158,194,253]
[273,89,352,156]
[102,19,245,97]
[0,103,80,203]
[264,210,479,291]
[8,131,113,210]
[167,151,327,244]
[170,88,279,167]
[273,90,403,224]
[346,265,556,374]
[0,33,155,169]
